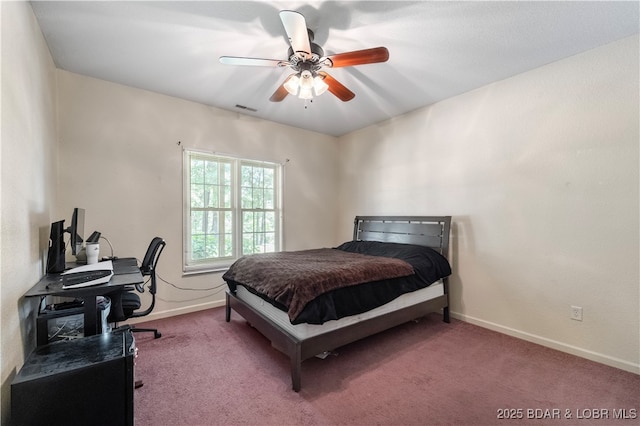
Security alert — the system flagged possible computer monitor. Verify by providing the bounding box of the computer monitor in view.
[46,220,66,273]
[67,207,85,256]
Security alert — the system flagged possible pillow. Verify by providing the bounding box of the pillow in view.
[335,240,451,284]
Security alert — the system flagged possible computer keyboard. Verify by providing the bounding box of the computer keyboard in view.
[62,270,113,289]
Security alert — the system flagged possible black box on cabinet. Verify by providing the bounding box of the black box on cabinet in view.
[36,297,112,346]
[11,330,135,426]
[36,306,85,345]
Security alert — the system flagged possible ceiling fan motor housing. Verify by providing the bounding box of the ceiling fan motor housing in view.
[287,35,325,68]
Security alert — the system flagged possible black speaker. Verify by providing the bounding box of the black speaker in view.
[46,220,66,273]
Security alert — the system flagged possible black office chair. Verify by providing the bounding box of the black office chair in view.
[109,237,165,338]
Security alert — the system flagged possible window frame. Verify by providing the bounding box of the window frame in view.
[183,149,282,274]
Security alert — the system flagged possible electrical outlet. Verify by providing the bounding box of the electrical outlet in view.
[570,305,583,321]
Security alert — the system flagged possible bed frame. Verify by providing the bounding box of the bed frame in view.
[225,215,452,392]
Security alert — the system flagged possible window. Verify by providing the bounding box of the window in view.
[183,149,282,272]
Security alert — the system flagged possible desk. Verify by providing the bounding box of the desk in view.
[25,258,143,340]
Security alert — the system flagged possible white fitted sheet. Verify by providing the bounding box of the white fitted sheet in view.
[234,280,444,340]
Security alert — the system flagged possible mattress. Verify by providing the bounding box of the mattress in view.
[234,280,445,341]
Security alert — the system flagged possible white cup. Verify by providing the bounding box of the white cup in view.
[86,243,99,264]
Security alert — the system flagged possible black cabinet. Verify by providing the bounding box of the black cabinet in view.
[11,330,135,426]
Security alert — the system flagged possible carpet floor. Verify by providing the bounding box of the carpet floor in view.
[132,308,638,425]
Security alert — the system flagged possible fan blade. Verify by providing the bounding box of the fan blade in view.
[318,72,355,102]
[219,56,288,67]
[326,47,389,68]
[269,76,293,102]
[279,10,311,59]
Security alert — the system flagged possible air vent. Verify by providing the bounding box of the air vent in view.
[235,104,257,112]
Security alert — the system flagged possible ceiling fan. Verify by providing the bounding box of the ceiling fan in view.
[219,10,389,102]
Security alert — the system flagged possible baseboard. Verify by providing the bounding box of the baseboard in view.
[451,311,640,375]
[125,300,225,324]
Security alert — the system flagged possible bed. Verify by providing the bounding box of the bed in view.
[223,215,452,392]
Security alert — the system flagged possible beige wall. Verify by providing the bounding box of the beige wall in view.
[0,2,59,423]
[56,70,340,319]
[337,35,640,373]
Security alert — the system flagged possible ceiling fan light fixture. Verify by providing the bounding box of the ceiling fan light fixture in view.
[299,70,314,89]
[284,74,300,95]
[293,70,325,99]
[313,75,329,96]
[298,87,314,99]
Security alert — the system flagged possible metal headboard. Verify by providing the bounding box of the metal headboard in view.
[353,216,452,257]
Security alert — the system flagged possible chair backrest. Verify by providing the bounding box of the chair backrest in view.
[129,237,165,318]
[141,237,166,295]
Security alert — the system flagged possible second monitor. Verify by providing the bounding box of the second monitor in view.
[45,207,86,273]
[68,207,85,257]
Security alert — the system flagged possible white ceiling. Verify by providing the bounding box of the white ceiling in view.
[31,1,639,137]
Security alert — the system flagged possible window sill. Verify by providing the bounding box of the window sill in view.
[182,266,229,276]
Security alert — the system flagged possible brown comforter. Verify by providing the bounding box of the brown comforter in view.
[223,248,415,321]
